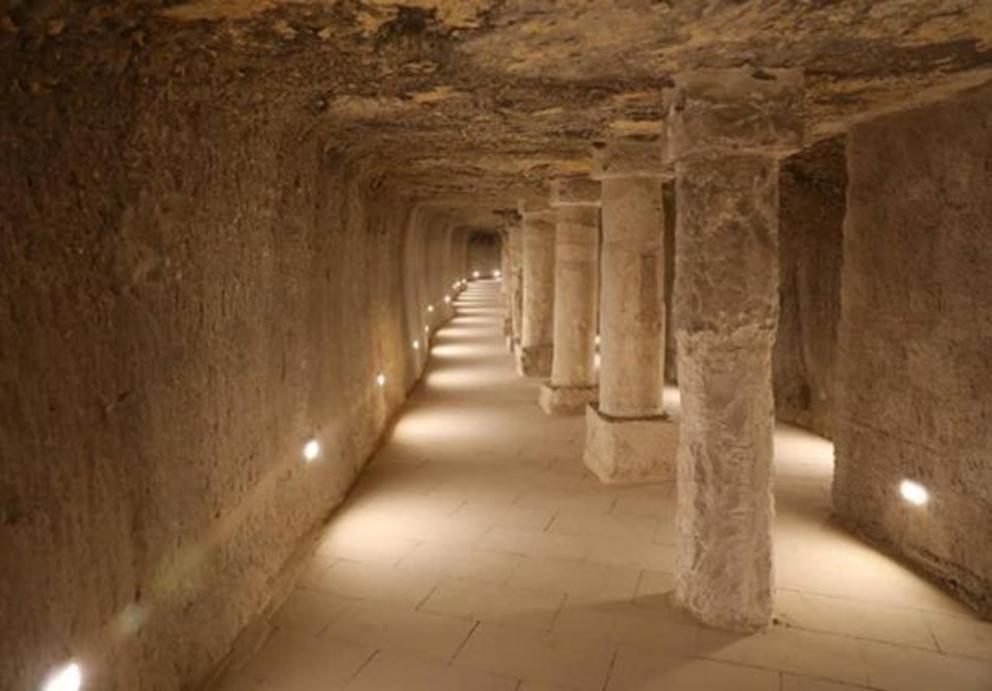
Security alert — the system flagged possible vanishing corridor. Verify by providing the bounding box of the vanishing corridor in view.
[220,281,991,691]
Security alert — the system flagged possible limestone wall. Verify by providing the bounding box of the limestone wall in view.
[833,82,992,617]
[773,138,846,438]
[468,232,502,277]
[0,54,466,691]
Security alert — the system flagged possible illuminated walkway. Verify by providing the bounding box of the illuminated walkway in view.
[221,281,991,691]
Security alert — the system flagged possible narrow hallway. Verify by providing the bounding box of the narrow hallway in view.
[220,281,990,691]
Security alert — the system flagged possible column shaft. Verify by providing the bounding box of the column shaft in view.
[518,210,555,376]
[674,151,780,630]
[550,205,599,387]
[598,176,666,418]
[507,221,524,349]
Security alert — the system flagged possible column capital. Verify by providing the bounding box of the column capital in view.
[518,197,556,226]
[590,135,670,180]
[667,68,805,162]
[550,177,601,208]
[500,209,522,230]
[518,196,552,215]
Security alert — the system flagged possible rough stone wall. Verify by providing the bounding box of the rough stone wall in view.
[468,232,502,277]
[663,182,677,384]
[0,45,463,691]
[834,82,992,617]
[773,137,846,438]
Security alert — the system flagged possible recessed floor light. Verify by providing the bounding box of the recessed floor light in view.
[900,479,929,506]
[302,439,320,462]
[43,663,81,691]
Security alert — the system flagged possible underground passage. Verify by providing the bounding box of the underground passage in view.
[2,2,992,690]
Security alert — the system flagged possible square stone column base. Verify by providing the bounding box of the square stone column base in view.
[583,404,679,484]
[538,383,597,415]
[515,344,553,378]
[506,336,519,354]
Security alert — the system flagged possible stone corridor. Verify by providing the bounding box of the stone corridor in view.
[217,281,991,691]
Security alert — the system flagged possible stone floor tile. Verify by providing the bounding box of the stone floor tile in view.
[308,559,438,606]
[552,598,700,656]
[586,538,677,572]
[859,638,992,691]
[782,674,876,691]
[272,588,356,636]
[607,648,780,690]
[452,500,557,531]
[697,624,869,686]
[420,576,566,630]
[397,541,522,584]
[316,525,419,566]
[508,556,640,601]
[454,623,615,691]
[923,610,992,661]
[478,526,589,561]
[320,599,475,661]
[549,510,659,543]
[346,651,518,691]
[240,629,375,691]
[774,589,937,650]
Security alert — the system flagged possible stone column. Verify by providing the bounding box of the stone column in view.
[506,214,524,353]
[583,137,678,483]
[668,68,804,631]
[516,199,555,377]
[500,220,512,336]
[539,177,601,414]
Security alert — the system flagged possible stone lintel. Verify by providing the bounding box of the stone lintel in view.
[518,197,554,217]
[590,135,669,180]
[538,383,598,415]
[550,177,601,207]
[583,404,679,484]
[668,68,805,162]
[515,344,553,377]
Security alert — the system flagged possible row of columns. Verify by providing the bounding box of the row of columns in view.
[502,68,805,632]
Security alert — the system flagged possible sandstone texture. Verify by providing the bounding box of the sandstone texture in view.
[546,186,600,406]
[517,205,555,378]
[2,0,992,687]
[670,69,802,631]
[583,405,679,485]
[773,137,846,438]
[833,82,992,618]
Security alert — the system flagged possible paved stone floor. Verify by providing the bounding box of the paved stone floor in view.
[221,280,991,691]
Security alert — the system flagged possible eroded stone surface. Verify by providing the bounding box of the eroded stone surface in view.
[518,205,555,378]
[514,344,553,379]
[597,172,667,419]
[3,2,992,688]
[671,71,801,630]
[833,82,992,619]
[583,405,679,485]
[773,137,846,439]
[538,383,597,416]
[547,193,599,397]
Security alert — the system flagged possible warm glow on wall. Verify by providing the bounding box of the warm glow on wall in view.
[473,270,480,278]
[494,269,502,278]
[376,372,386,387]
[412,339,420,350]
[43,663,81,691]
[427,304,434,313]
[444,295,451,304]
[900,479,929,506]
